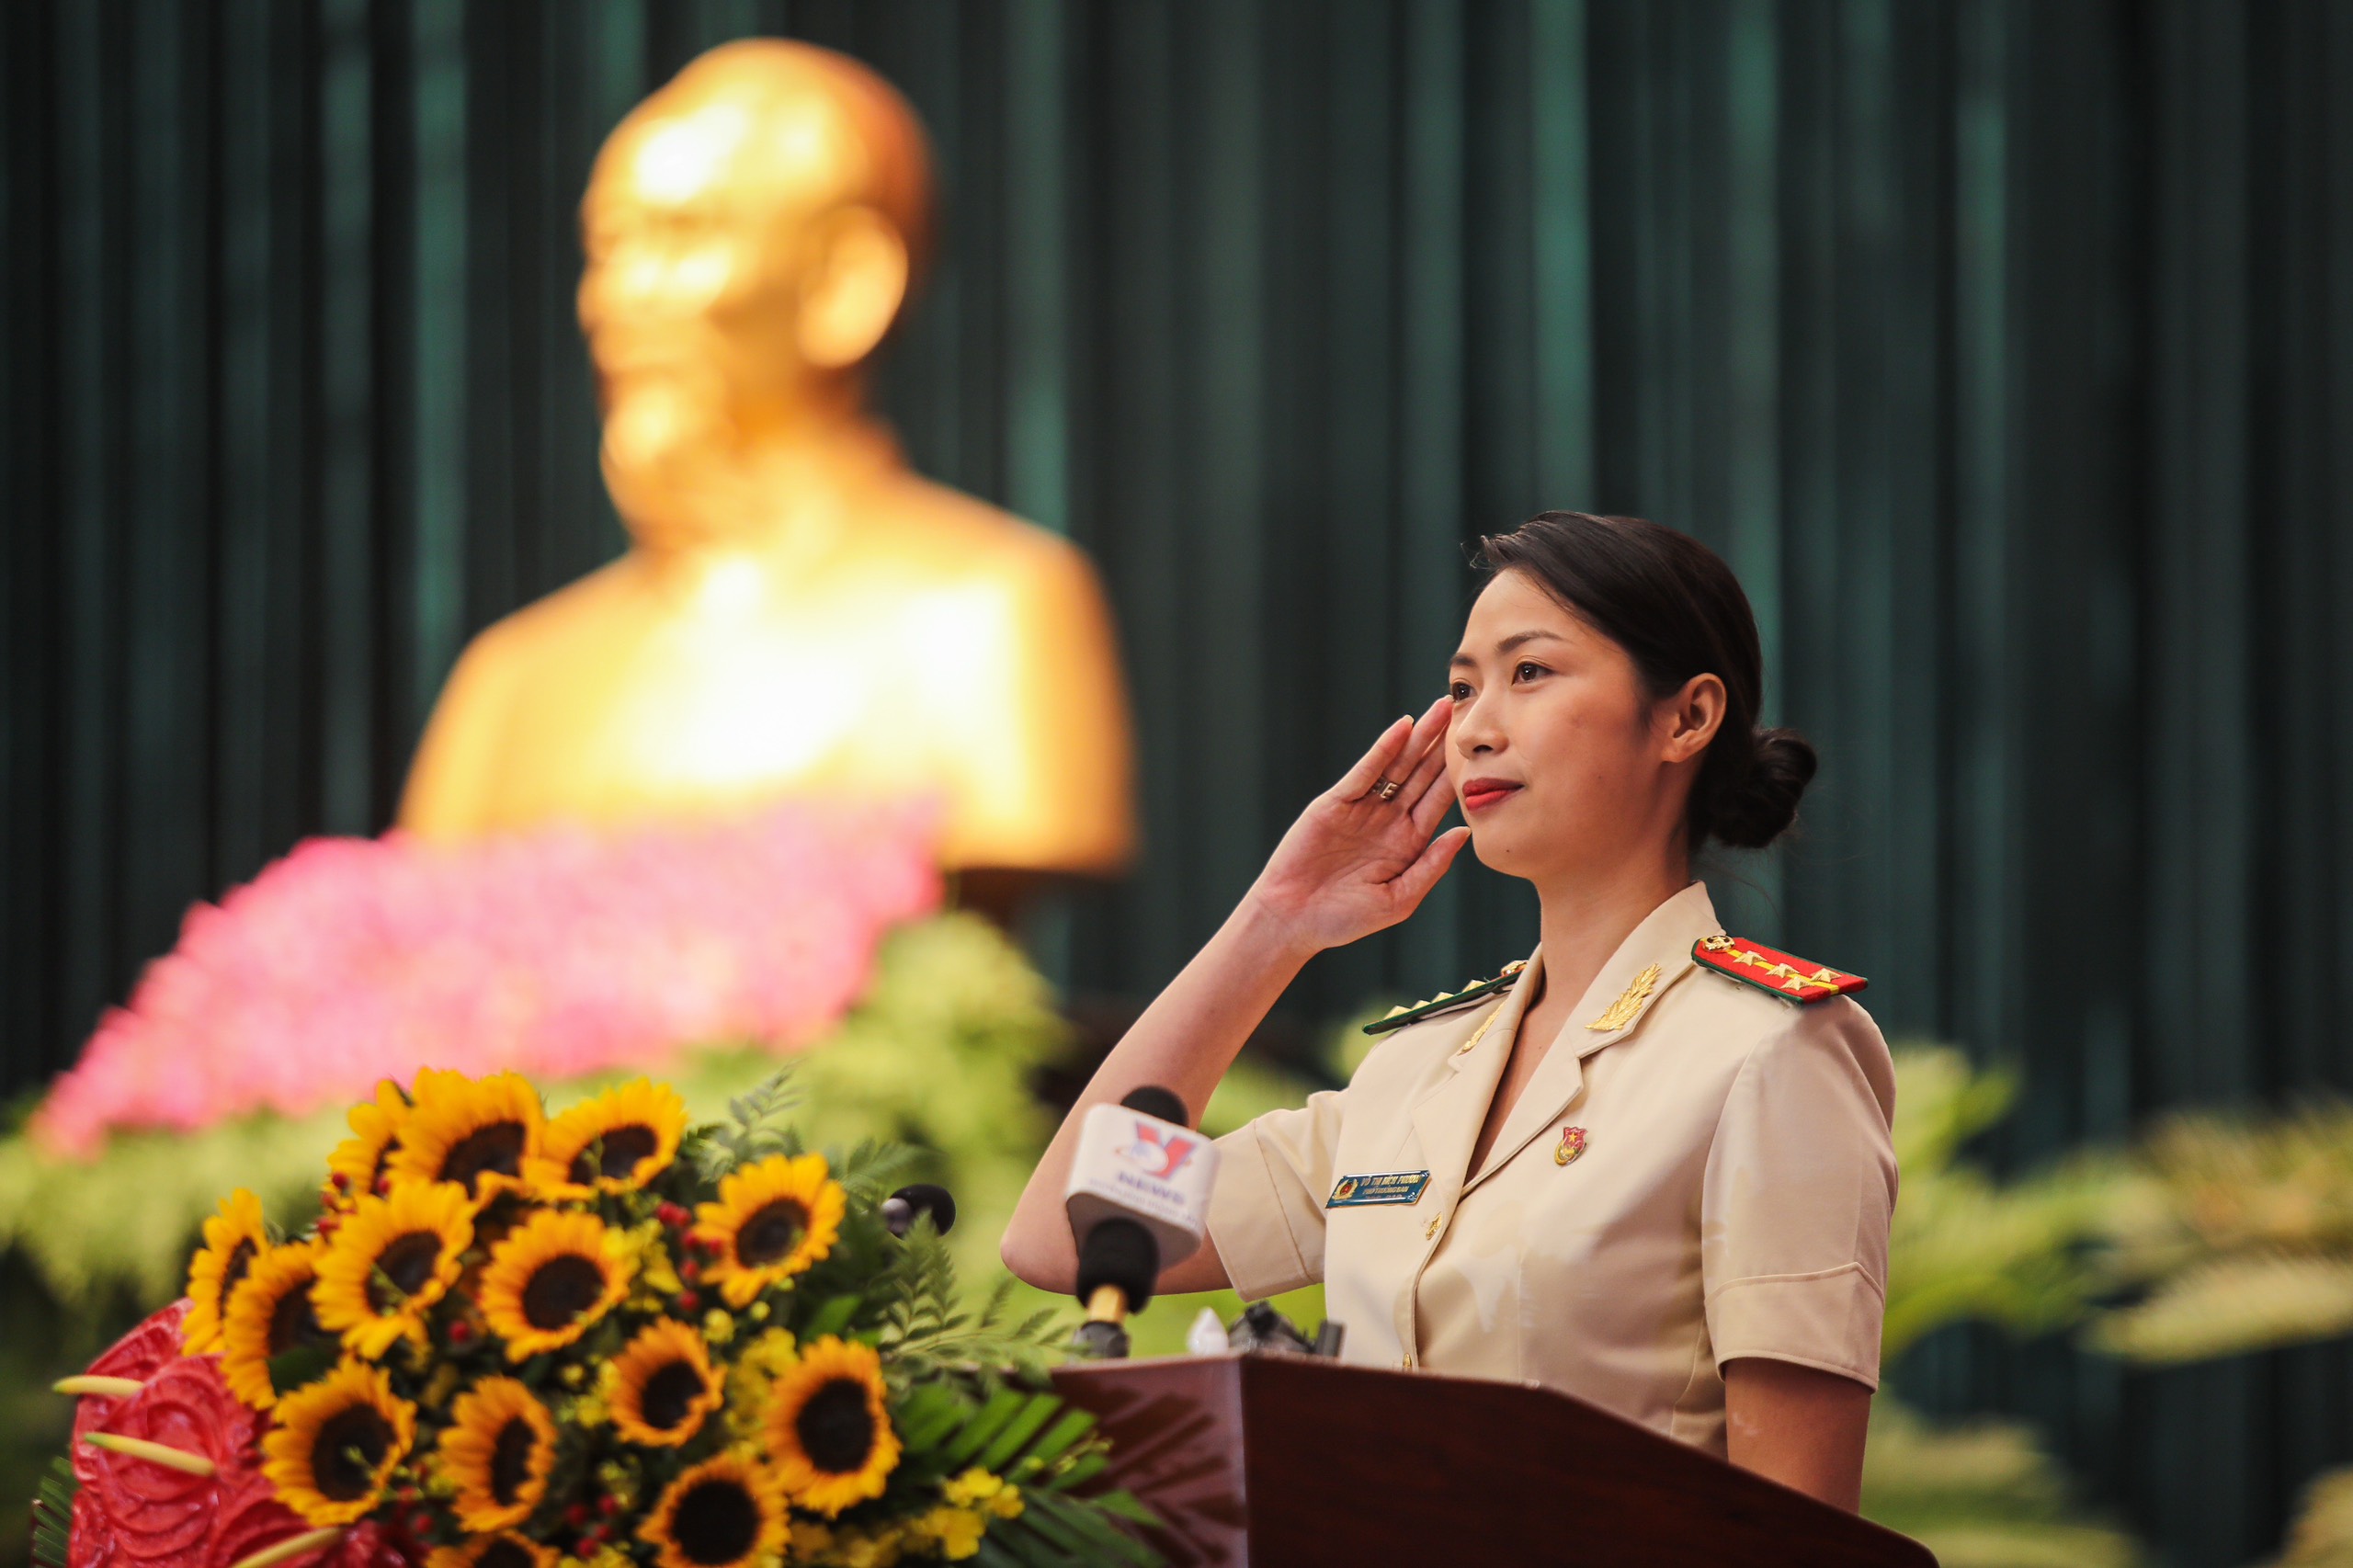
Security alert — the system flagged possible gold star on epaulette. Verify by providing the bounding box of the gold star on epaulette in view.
[1363,960,1529,1035]
[1692,934,1867,1004]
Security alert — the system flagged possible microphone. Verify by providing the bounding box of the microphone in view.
[881,1184,956,1238]
[1063,1085,1220,1358]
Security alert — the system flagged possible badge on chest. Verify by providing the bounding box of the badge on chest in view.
[1325,1170,1433,1208]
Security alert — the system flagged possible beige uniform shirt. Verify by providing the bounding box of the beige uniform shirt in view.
[1208,881,1896,1455]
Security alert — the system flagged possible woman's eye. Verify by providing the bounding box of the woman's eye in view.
[1514,662,1546,682]
[1448,682,1472,701]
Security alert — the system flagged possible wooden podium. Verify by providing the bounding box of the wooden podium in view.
[1051,1354,1935,1567]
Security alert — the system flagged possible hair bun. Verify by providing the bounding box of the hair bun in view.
[1701,726,1817,849]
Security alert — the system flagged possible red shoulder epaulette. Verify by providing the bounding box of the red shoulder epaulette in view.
[1692,934,1868,1004]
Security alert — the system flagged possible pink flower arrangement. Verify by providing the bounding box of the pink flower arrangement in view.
[32,801,942,1157]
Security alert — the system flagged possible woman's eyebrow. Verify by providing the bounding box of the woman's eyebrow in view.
[1449,629,1565,668]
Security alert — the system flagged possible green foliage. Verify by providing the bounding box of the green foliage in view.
[1864,1048,2146,1564]
[2085,1102,2353,1364]
[29,1459,73,1568]
[1881,1047,2129,1362]
[1860,1398,2140,1568]
[892,1379,1160,1566]
[872,1227,1063,1390]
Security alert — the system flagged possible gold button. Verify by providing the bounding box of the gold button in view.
[1424,1214,1441,1239]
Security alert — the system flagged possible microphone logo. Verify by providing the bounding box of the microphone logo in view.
[1117,1119,1199,1181]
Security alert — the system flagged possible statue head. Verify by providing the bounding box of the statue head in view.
[579,40,934,536]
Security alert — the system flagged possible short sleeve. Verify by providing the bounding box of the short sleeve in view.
[1207,1087,1346,1301]
[1700,1000,1898,1389]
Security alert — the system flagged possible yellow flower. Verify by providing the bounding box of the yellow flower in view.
[762,1335,900,1517]
[608,1319,722,1448]
[435,1376,558,1531]
[919,1506,986,1561]
[424,1535,559,1568]
[325,1080,411,1203]
[702,1309,735,1346]
[312,1181,474,1358]
[525,1079,687,1198]
[260,1358,415,1526]
[940,1468,1021,1518]
[477,1208,630,1360]
[638,1453,789,1568]
[692,1152,845,1307]
[741,1327,799,1377]
[387,1071,544,1202]
[221,1240,332,1409]
[182,1188,269,1354]
[833,1527,906,1568]
[788,1520,835,1559]
[611,1219,684,1301]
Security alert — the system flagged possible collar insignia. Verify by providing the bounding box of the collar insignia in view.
[1363,959,1529,1035]
[1586,963,1661,1031]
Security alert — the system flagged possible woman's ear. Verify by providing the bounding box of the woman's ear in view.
[1660,673,1728,763]
[795,205,910,369]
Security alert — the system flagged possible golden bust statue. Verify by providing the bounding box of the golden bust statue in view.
[399,39,1135,877]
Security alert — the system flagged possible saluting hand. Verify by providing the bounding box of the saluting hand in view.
[1244,696,1472,957]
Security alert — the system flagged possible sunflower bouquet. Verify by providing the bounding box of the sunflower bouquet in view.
[43,1068,1158,1568]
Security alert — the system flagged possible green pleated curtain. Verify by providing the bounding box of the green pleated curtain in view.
[5,3,2351,1561]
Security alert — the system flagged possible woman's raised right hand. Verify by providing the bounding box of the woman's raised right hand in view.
[1242,696,1472,958]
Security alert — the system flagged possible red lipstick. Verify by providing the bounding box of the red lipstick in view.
[1460,778,1522,813]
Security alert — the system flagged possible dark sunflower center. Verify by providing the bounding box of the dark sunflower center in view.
[218,1240,257,1313]
[369,1233,444,1311]
[310,1405,392,1501]
[569,1124,658,1186]
[520,1255,605,1331]
[438,1121,528,1195]
[641,1360,707,1430]
[671,1479,759,1567]
[735,1200,809,1267]
[477,1542,536,1568]
[267,1281,327,1355]
[796,1379,877,1474]
[488,1417,537,1506]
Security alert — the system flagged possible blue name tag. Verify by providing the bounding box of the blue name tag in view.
[1325,1170,1432,1208]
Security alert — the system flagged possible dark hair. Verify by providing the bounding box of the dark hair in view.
[1472,511,1816,851]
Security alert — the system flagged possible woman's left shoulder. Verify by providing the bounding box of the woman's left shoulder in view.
[1677,934,1894,1114]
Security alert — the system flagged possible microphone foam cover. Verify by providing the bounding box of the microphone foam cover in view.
[881,1184,957,1238]
[1119,1085,1190,1129]
[1075,1217,1162,1312]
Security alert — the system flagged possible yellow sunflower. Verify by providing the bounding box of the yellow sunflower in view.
[692,1153,846,1307]
[183,1188,269,1354]
[762,1335,901,1517]
[325,1079,411,1202]
[638,1453,789,1568]
[477,1208,631,1360]
[260,1358,415,1526]
[221,1240,334,1409]
[423,1534,558,1568]
[434,1376,558,1531]
[524,1078,688,1198]
[608,1319,723,1447]
[313,1181,474,1358]
[386,1071,544,1201]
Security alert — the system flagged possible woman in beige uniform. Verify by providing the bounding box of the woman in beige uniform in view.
[1003,511,1896,1511]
